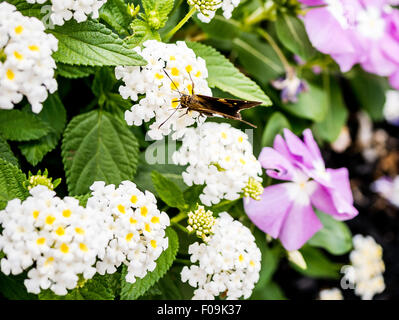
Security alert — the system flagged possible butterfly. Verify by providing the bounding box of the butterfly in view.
[159,69,261,128]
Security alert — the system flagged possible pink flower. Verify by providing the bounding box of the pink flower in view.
[299,0,399,89]
[244,129,358,250]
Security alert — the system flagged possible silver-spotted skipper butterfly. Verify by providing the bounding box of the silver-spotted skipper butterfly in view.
[159,70,261,128]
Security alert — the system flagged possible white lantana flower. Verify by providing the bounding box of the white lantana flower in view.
[172,122,263,206]
[86,181,170,283]
[383,90,399,125]
[25,0,107,25]
[0,186,108,295]
[188,0,241,23]
[0,2,58,113]
[115,40,212,140]
[342,235,385,300]
[318,288,344,300]
[181,212,261,300]
[371,175,399,207]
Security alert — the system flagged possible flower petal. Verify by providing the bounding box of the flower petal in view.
[244,184,293,238]
[258,147,298,181]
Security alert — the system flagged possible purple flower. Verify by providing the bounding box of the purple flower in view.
[244,129,358,251]
[271,71,308,103]
[299,0,399,90]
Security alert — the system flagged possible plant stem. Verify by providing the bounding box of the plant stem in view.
[165,6,197,41]
[257,28,292,75]
[175,258,191,265]
[171,211,188,224]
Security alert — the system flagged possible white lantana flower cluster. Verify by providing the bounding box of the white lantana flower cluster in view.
[188,0,241,23]
[87,181,170,283]
[173,122,262,206]
[343,235,385,300]
[0,186,108,295]
[371,175,399,207]
[26,0,107,26]
[0,3,58,113]
[181,212,261,300]
[115,40,212,140]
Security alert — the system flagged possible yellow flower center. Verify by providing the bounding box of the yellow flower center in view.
[170,81,180,90]
[186,65,193,73]
[60,243,69,254]
[155,73,164,80]
[62,209,71,218]
[171,98,180,108]
[55,226,65,236]
[28,45,39,51]
[195,71,201,77]
[145,223,151,232]
[221,132,227,139]
[126,233,134,242]
[36,237,46,245]
[150,240,157,248]
[141,206,148,217]
[44,257,54,266]
[75,227,85,235]
[170,56,176,61]
[130,195,138,204]
[6,69,14,80]
[15,25,24,34]
[151,216,160,224]
[238,136,244,143]
[79,243,88,252]
[239,254,244,262]
[33,210,40,219]
[171,67,180,76]
[187,84,193,95]
[45,215,56,225]
[13,51,23,60]
[117,204,126,214]
[130,217,137,224]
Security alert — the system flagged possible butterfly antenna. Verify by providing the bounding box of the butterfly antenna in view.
[163,69,182,96]
[188,71,195,95]
[158,104,182,129]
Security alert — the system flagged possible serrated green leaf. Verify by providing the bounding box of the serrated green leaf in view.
[308,211,352,255]
[0,110,51,142]
[281,83,328,122]
[48,20,146,66]
[56,63,96,79]
[120,227,179,300]
[261,112,291,147]
[126,19,161,48]
[100,0,132,36]
[275,13,316,60]
[0,136,18,166]
[62,110,139,195]
[19,94,67,165]
[151,171,186,210]
[291,245,342,279]
[186,42,271,106]
[233,33,284,85]
[194,15,242,40]
[0,158,29,210]
[39,273,117,300]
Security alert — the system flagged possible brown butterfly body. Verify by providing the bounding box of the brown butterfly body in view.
[160,69,261,128]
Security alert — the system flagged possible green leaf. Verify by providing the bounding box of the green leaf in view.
[134,152,187,195]
[291,245,342,279]
[308,211,352,255]
[39,273,118,300]
[207,199,238,214]
[0,272,38,300]
[186,41,272,106]
[48,20,147,66]
[183,185,205,211]
[5,0,44,19]
[120,227,179,300]
[233,33,284,86]
[56,63,96,79]
[74,193,91,207]
[0,136,18,166]
[0,158,29,210]
[194,15,242,40]
[348,68,389,121]
[313,76,348,142]
[281,83,328,122]
[275,13,316,60]
[251,281,286,300]
[125,20,161,48]
[261,112,291,147]
[100,0,132,36]
[0,110,51,142]
[151,171,186,210]
[92,67,117,99]
[19,94,67,165]
[62,110,139,195]
[142,0,174,29]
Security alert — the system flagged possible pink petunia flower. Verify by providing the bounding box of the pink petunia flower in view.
[244,129,358,251]
[299,0,399,89]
